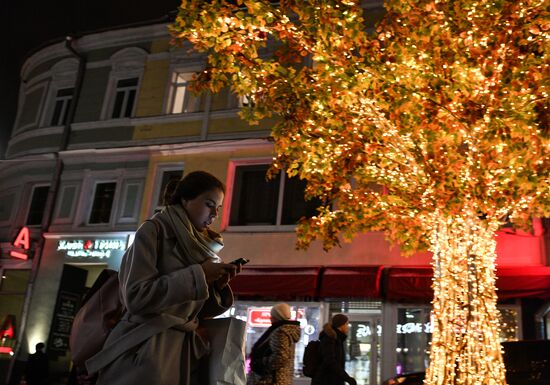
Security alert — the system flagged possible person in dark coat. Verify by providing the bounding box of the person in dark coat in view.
[312,314,357,385]
[26,342,49,385]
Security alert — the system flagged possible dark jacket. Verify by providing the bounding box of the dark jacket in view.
[311,323,355,385]
[26,351,49,385]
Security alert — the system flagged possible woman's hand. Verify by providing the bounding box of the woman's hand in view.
[201,260,237,285]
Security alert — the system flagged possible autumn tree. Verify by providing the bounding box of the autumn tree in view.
[171,0,549,384]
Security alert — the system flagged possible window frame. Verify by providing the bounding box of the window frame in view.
[100,48,147,121]
[109,77,139,119]
[38,58,79,129]
[167,72,204,114]
[86,180,119,226]
[53,182,81,224]
[147,163,185,216]
[25,184,50,227]
[223,159,314,232]
[116,179,144,224]
[49,88,74,126]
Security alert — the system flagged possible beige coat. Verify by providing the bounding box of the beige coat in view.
[92,208,233,385]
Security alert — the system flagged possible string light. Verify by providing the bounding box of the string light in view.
[171,1,549,384]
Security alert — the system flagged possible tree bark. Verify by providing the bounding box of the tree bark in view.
[424,211,507,385]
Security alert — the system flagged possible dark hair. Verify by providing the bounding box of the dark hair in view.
[168,171,225,205]
[331,313,349,329]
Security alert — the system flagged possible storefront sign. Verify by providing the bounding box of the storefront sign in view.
[57,238,127,259]
[48,291,80,353]
[396,322,433,334]
[10,226,31,260]
[248,307,272,327]
[247,306,307,328]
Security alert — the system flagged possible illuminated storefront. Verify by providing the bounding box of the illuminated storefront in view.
[19,231,131,367]
[228,265,550,385]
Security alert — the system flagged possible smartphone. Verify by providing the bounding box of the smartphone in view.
[230,257,250,266]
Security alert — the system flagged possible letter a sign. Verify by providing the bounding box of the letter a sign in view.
[10,227,30,260]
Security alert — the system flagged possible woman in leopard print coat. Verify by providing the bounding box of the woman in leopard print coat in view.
[247,303,301,385]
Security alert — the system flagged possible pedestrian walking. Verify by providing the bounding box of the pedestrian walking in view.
[91,170,242,385]
[312,314,357,385]
[247,303,301,385]
[25,342,49,385]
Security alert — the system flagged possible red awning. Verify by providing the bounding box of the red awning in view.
[496,266,550,300]
[385,265,550,301]
[231,265,322,298]
[385,266,433,301]
[319,266,382,298]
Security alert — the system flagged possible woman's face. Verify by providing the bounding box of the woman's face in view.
[181,188,224,231]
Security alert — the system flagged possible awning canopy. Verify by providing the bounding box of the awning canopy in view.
[384,265,550,301]
[231,264,550,301]
[384,266,433,301]
[230,266,322,298]
[496,266,550,300]
[319,266,382,298]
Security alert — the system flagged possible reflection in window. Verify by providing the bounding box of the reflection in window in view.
[156,170,183,207]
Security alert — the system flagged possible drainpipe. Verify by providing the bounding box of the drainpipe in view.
[6,35,86,385]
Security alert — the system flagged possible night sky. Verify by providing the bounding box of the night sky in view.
[0,0,181,158]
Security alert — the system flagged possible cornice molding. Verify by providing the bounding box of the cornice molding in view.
[22,24,171,80]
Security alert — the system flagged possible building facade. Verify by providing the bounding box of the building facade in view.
[1,7,549,385]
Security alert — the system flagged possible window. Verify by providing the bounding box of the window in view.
[50,88,73,126]
[26,185,50,226]
[111,78,138,119]
[156,170,183,207]
[89,182,117,224]
[118,181,144,223]
[229,164,320,227]
[170,72,201,113]
[394,305,520,376]
[55,184,79,223]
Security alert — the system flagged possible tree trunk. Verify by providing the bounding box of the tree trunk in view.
[424,211,507,385]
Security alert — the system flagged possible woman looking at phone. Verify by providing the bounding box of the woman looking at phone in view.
[91,171,241,385]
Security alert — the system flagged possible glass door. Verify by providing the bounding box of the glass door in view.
[344,314,382,385]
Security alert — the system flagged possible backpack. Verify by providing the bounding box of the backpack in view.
[69,269,123,367]
[69,218,162,368]
[249,335,273,375]
[302,339,321,377]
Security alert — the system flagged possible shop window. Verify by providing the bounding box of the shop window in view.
[229,164,321,228]
[26,185,50,226]
[89,182,117,224]
[227,301,322,378]
[50,88,73,126]
[169,72,202,114]
[394,305,520,376]
[111,78,138,119]
[0,270,30,357]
